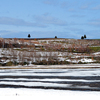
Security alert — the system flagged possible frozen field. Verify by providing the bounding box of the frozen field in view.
[0,65,100,99]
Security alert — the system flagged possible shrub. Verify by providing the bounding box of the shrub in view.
[5,61,13,66]
[33,60,71,65]
[23,62,29,65]
[13,61,18,65]
[78,61,87,64]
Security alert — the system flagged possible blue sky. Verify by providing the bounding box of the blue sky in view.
[0,0,100,39]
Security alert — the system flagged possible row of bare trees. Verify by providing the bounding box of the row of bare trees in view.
[7,50,59,65]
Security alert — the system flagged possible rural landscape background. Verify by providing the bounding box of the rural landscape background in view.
[0,0,100,99]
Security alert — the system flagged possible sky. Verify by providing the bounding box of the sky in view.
[0,0,100,39]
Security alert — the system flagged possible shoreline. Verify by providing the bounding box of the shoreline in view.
[0,63,100,69]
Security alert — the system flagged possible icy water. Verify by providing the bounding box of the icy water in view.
[0,68,100,91]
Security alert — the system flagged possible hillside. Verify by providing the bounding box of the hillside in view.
[0,38,100,66]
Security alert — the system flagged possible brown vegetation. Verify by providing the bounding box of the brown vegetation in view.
[0,38,100,66]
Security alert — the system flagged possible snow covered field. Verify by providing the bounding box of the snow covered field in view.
[0,65,100,99]
[0,88,100,100]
